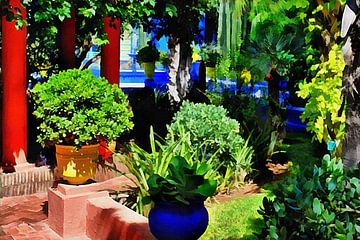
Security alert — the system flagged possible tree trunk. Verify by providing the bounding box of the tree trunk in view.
[342,15,360,169]
[167,36,192,104]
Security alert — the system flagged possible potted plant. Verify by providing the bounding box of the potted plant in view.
[147,156,218,240]
[115,128,218,239]
[136,41,160,80]
[31,69,134,184]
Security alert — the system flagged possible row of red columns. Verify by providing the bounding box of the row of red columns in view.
[1,0,121,172]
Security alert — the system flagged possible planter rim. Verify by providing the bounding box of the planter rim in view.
[153,200,205,207]
[55,144,100,149]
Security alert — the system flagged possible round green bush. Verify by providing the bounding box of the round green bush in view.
[167,101,244,159]
[31,69,134,147]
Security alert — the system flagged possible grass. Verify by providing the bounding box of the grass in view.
[199,132,320,240]
[282,132,321,166]
[200,194,265,240]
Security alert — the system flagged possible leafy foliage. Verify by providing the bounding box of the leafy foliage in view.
[211,93,273,176]
[3,0,156,77]
[147,156,218,205]
[168,101,245,160]
[142,0,218,45]
[248,0,309,77]
[297,45,345,151]
[198,43,221,67]
[167,101,254,192]
[258,155,360,239]
[115,127,219,216]
[136,44,160,64]
[31,69,133,147]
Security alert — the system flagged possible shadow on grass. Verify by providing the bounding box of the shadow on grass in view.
[240,217,264,240]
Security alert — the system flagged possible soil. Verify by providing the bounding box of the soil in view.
[212,161,290,204]
[212,183,261,203]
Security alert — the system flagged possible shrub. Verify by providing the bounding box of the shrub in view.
[297,44,345,156]
[258,155,360,239]
[31,69,134,147]
[168,101,244,159]
[167,101,253,191]
[220,93,273,176]
[199,43,220,67]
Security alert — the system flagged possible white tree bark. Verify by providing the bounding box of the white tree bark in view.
[167,36,181,103]
[167,36,192,104]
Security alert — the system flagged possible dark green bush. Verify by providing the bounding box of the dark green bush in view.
[220,93,273,176]
[31,69,134,147]
[258,155,360,239]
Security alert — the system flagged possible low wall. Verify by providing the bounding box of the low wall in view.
[48,177,154,240]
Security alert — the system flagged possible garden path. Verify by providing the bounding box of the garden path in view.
[0,192,62,240]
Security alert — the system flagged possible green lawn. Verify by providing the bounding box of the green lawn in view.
[201,194,265,240]
[200,133,320,240]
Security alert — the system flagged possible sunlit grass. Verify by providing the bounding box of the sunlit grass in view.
[201,194,265,240]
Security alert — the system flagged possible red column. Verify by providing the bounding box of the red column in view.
[59,9,76,69]
[1,0,27,172]
[101,17,121,85]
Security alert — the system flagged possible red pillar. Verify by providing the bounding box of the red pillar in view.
[59,9,76,69]
[1,0,27,172]
[101,17,121,85]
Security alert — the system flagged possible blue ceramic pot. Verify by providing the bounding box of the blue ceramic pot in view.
[148,201,209,240]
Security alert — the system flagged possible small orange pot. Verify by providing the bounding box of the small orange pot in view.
[55,144,99,185]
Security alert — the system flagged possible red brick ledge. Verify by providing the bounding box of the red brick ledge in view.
[87,197,154,240]
[48,177,153,240]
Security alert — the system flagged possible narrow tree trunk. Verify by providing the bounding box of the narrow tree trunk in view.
[167,36,192,103]
[342,16,360,169]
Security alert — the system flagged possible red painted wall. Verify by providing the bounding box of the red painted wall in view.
[1,0,27,172]
[101,17,121,85]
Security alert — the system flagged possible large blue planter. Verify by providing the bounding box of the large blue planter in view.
[286,105,307,132]
[148,201,209,240]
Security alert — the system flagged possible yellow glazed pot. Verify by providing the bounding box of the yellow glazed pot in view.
[143,62,156,79]
[55,144,99,185]
[206,67,216,80]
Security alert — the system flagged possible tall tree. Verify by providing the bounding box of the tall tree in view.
[341,0,360,168]
[142,0,219,103]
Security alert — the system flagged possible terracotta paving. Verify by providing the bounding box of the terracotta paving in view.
[0,192,62,240]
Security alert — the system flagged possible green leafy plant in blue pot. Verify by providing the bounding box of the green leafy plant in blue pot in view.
[147,155,217,240]
[115,127,218,240]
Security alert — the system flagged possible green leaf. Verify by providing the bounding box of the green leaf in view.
[335,220,346,234]
[313,198,322,215]
[165,4,177,17]
[323,210,335,224]
[195,180,217,198]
